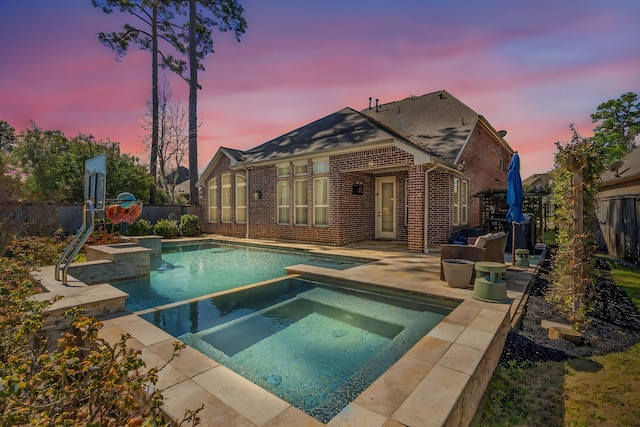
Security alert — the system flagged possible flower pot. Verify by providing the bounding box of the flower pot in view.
[441,259,475,288]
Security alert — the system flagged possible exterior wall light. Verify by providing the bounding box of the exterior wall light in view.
[253,190,262,200]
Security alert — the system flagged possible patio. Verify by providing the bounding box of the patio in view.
[32,236,539,426]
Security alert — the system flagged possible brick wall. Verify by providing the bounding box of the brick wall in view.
[427,169,453,244]
[407,165,425,251]
[199,128,510,248]
[332,147,415,245]
[458,126,511,227]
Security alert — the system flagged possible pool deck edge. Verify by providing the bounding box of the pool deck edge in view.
[33,236,538,427]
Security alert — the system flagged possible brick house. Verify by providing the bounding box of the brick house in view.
[197,90,515,252]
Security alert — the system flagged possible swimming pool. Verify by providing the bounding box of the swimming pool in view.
[113,242,365,311]
[140,277,457,423]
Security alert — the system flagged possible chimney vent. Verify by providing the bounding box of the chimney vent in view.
[375,98,379,112]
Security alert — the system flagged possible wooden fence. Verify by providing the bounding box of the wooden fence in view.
[597,196,640,265]
[1,203,198,236]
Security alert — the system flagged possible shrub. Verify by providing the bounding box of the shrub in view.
[4,235,71,267]
[127,218,153,236]
[153,219,179,239]
[179,214,201,237]
[0,257,192,425]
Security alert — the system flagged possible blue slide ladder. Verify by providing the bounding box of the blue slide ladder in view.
[54,201,95,285]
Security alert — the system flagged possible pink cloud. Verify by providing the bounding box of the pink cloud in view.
[1,0,638,184]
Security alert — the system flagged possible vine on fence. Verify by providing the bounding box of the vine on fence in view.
[551,125,607,320]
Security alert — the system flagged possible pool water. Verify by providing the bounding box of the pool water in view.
[140,277,457,423]
[113,242,364,311]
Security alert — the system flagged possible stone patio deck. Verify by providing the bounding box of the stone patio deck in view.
[32,236,538,426]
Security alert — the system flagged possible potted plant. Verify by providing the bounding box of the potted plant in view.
[441,259,475,288]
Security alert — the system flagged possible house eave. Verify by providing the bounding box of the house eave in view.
[196,148,240,187]
[392,140,432,165]
[478,116,515,154]
[599,175,640,189]
[232,138,424,168]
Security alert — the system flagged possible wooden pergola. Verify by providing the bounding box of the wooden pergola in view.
[474,189,553,234]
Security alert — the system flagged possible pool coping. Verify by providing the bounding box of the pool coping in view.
[35,236,538,426]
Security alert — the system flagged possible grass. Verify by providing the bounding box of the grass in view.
[564,343,640,426]
[610,261,640,312]
[472,259,640,427]
[472,360,566,426]
[542,230,557,246]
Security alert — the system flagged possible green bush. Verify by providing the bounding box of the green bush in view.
[153,219,179,239]
[179,214,201,237]
[127,218,152,236]
[0,256,194,425]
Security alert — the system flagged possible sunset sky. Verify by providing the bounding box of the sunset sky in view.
[1,0,639,179]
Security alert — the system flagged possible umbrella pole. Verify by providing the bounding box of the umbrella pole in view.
[511,222,517,266]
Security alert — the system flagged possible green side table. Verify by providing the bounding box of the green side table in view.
[473,261,508,303]
[515,249,530,267]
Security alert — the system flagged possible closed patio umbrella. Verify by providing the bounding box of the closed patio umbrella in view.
[506,152,524,224]
[506,152,524,265]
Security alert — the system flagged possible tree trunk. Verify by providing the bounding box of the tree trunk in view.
[188,0,199,206]
[149,4,159,204]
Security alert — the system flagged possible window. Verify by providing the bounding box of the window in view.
[277,163,290,178]
[313,159,329,174]
[294,179,308,225]
[221,174,231,223]
[313,177,329,226]
[294,162,308,176]
[277,181,290,224]
[208,178,217,223]
[453,178,468,226]
[236,174,246,224]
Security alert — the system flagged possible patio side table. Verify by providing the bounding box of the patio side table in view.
[515,249,530,267]
[473,261,508,303]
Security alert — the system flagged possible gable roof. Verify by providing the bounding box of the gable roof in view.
[360,90,479,163]
[198,90,511,184]
[238,107,416,165]
[196,147,244,187]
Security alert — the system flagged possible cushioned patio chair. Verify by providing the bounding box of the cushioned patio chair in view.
[439,231,507,282]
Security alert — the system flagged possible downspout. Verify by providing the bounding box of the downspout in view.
[423,164,439,253]
[240,163,250,239]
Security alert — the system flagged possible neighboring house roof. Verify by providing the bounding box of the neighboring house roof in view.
[522,173,551,191]
[600,148,640,188]
[164,166,190,185]
[197,90,512,184]
[173,179,190,197]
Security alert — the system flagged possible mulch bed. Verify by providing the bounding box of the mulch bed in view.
[500,249,640,365]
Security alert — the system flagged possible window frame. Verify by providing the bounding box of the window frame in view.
[453,177,468,226]
[277,180,290,225]
[235,174,246,224]
[313,158,329,174]
[221,173,232,223]
[277,162,291,178]
[208,177,217,223]
[294,178,308,226]
[293,161,308,176]
[313,176,329,227]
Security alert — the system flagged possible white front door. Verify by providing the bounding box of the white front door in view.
[376,177,396,240]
